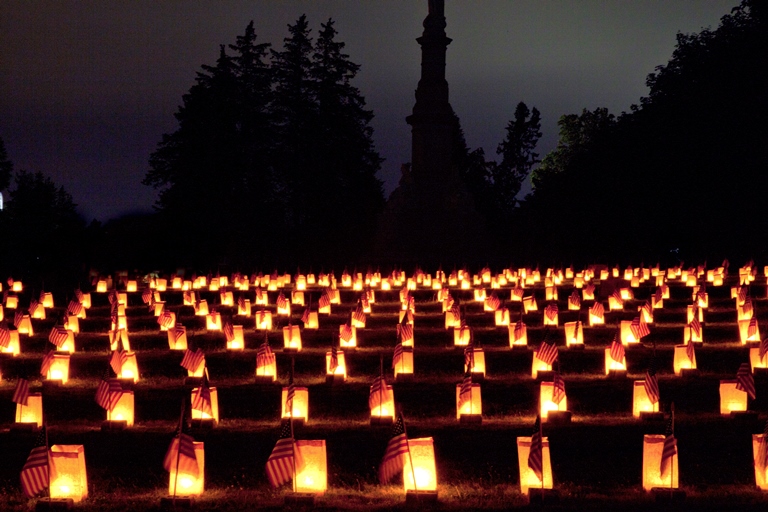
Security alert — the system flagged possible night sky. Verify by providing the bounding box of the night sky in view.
[1,1,736,221]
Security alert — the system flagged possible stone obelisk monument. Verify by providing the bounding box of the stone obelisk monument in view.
[373,0,487,266]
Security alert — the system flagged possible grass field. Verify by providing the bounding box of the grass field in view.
[2,270,768,510]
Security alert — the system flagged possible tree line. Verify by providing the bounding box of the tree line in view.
[1,1,764,276]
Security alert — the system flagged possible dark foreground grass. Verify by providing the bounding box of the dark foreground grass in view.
[3,277,768,509]
[3,485,768,511]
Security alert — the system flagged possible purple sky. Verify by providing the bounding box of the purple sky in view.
[1,1,736,221]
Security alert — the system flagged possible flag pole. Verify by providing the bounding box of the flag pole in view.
[379,354,384,418]
[44,414,51,503]
[468,329,474,415]
[540,414,544,493]
[670,402,675,495]
[172,397,185,501]
[399,409,419,499]
[290,356,297,493]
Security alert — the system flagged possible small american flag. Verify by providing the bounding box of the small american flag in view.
[0,323,11,348]
[760,337,768,361]
[458,372,474,410]
[738,286,748,303]
[180,348,205,373]
[163,431,199,479]
[736,362,756,400]
[67,299,84,316]
[640,301,652,318]
[158,310,175,329]
[110,298,120,321]
[397,321,414,343]
[630,316,650,339]
[743,297,754,316]
[48,326,70,348]
[12,378,30,405]
[191,373,213,417]
[392,343,404,369]
[659,415,677,479]
[340,323,353,342]
[464,344,475,371]
[266,419,302,487]
[748,318,759,339]
[536,339,559,366]
[544,303,558,321]
[486,293,501,311]
[329,345,339,372]
[74,289,84,302]
[172,323,186,339]
[222,318,235,341]
[285,369,296,412]
[237,295,246,311]
[609,333,625,363]
[527,415,543,481]
[318,291,331,309]
[758,419,768,472]
[14,309,23,327]
[301,306,311,324]
[569,290,580,308]
[257,339,276,368]
[276,292,288,310]
[654,287,664,304]
[644,358,660,404]
[141,287,153,305]
[689,317,702,339]
[686,338,696,363]
[511,287,524,300]
[513,319,526,341]
[611,289,623,305]
[110,350,128,376]
[40,350,55,377]
[584,283,595,297]
[27,299,39,316]
[378,413,409,484]
[95,365,123,411]
[590,302,604,318]
[20,426,49,498]
[352,302,366,324]
[552,372,566,404]
[368,376,392,411]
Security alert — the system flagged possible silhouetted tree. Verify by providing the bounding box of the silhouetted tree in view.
[530,107,614,193]
[0,170,86,286]
[494,102,541,211]
[145,16,383,268]
[520,0,767,264]
[459,103,541,224]
[309,19,384,256]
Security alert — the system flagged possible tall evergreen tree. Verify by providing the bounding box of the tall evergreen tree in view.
[310,19,383,254]
[145,24,275,266]
[270,15,317,240]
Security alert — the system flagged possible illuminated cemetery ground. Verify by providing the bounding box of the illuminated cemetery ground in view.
[2,264,768,510]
